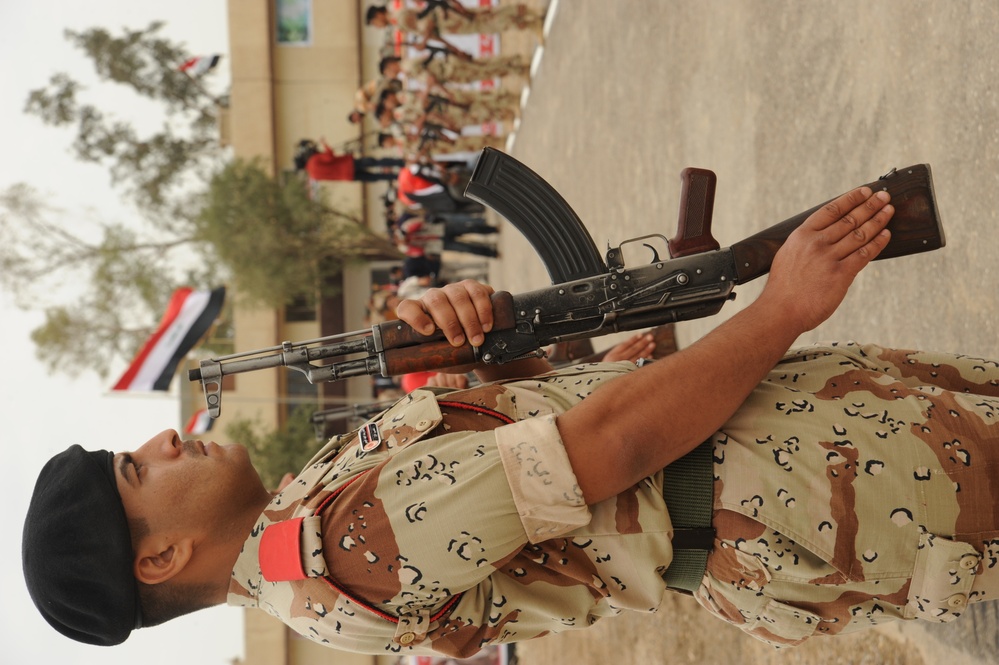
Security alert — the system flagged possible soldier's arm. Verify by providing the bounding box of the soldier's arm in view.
[400,187,894,504]
[557,187,893,503]
[396,280,554,383]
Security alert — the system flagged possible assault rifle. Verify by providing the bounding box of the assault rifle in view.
[190,149,944,417]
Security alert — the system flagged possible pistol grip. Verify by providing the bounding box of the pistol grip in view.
[670,167,720,258]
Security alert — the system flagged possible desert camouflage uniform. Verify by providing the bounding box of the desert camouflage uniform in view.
[695,342,999,646]
[397,89,517,133]
[390,5,544,37]
[391,95,451,129]
[228,363,672,657]
[402,53,528,86]
[447,88,519,111]
[432,4,544,35]
[394,130,506,159]
[434,89,519,125]
[228,343,999,656]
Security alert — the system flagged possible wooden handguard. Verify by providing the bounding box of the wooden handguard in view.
[669,167,721,258]
[731,164,944,283]
[376,291,517,375]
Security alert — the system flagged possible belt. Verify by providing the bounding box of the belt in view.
[661,439,716,594]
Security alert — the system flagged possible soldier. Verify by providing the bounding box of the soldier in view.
[427,88,519,126]
[377,58,520,128]
[23,186,999,654]
[380,130,507,160]
[439,87,520,124]
[395,212,500,259]
[380,88,458,134]
[365,2,545,38]
[382,47,529,87]
[354,73,403,115]
[296,137,405,183]
[385,86,518,130]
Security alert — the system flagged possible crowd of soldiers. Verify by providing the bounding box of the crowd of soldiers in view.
[354,3,545,314]
[298,2,677,425]
[299,2,548,399]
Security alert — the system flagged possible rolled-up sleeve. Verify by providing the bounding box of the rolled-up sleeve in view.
[495,414,592,543]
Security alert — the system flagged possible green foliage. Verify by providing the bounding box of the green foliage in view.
[9,22,395,378]
[225,405,319,491]
[0,183,224,377]
[194,159,401,307]
[23,22,223,212]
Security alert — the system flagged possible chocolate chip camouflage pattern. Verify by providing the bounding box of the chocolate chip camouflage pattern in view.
[228,345,999,657]
[430,5,544,36]
[437,89,519,126]
[402,53,528,86]
[390,5,544,37]
[397,131,506,158]
[696,342,999,647]
[228,363,676,658]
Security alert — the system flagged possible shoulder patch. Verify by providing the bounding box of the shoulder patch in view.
[260,517,308,582]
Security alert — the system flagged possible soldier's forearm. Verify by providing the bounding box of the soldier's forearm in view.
[557,294,799,505]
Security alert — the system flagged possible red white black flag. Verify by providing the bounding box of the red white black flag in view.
[112,287,226,392]
[184,408,215,435]
[179,54,222,77]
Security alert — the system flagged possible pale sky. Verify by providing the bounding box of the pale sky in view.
[0,2,245,663]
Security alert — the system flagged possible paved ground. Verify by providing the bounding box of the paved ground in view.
[484,1,999,663]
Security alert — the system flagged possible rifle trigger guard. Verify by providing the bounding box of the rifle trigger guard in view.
[479,329,543,365]
[605,234,671,270]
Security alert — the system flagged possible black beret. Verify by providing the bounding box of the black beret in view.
[22,445,142,646]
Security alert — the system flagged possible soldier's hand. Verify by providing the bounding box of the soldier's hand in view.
[396,279,495,347]
[762,186,893,333]
[602,332,656,363]
[424,372,471,389]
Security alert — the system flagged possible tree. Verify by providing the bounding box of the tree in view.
[7,23,396,378]
[0,183,216,378]
[1,164,398,376]
[193,159,401,308]
[23,22,224,215]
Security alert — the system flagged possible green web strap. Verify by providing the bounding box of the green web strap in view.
[661,440,716,594]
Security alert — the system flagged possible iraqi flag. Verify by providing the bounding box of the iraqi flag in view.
[112,287,226,392]
[179,54,222,77]
[184,408,215,435]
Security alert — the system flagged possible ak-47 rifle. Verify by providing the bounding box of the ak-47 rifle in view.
[190,149,944,418]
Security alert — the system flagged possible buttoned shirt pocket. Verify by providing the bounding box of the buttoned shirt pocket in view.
[903,531,980,622]
[744,598,825,647]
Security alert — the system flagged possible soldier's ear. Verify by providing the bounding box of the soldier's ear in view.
[133,539,194,585]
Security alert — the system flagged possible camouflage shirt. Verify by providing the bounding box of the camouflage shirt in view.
[228,363,675,658]
[229,344,999,654]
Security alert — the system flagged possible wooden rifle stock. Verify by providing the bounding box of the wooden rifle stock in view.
[731,165,944,283]
[376,291,517,374]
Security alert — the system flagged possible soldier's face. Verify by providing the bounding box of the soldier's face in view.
[113,429,268,542]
